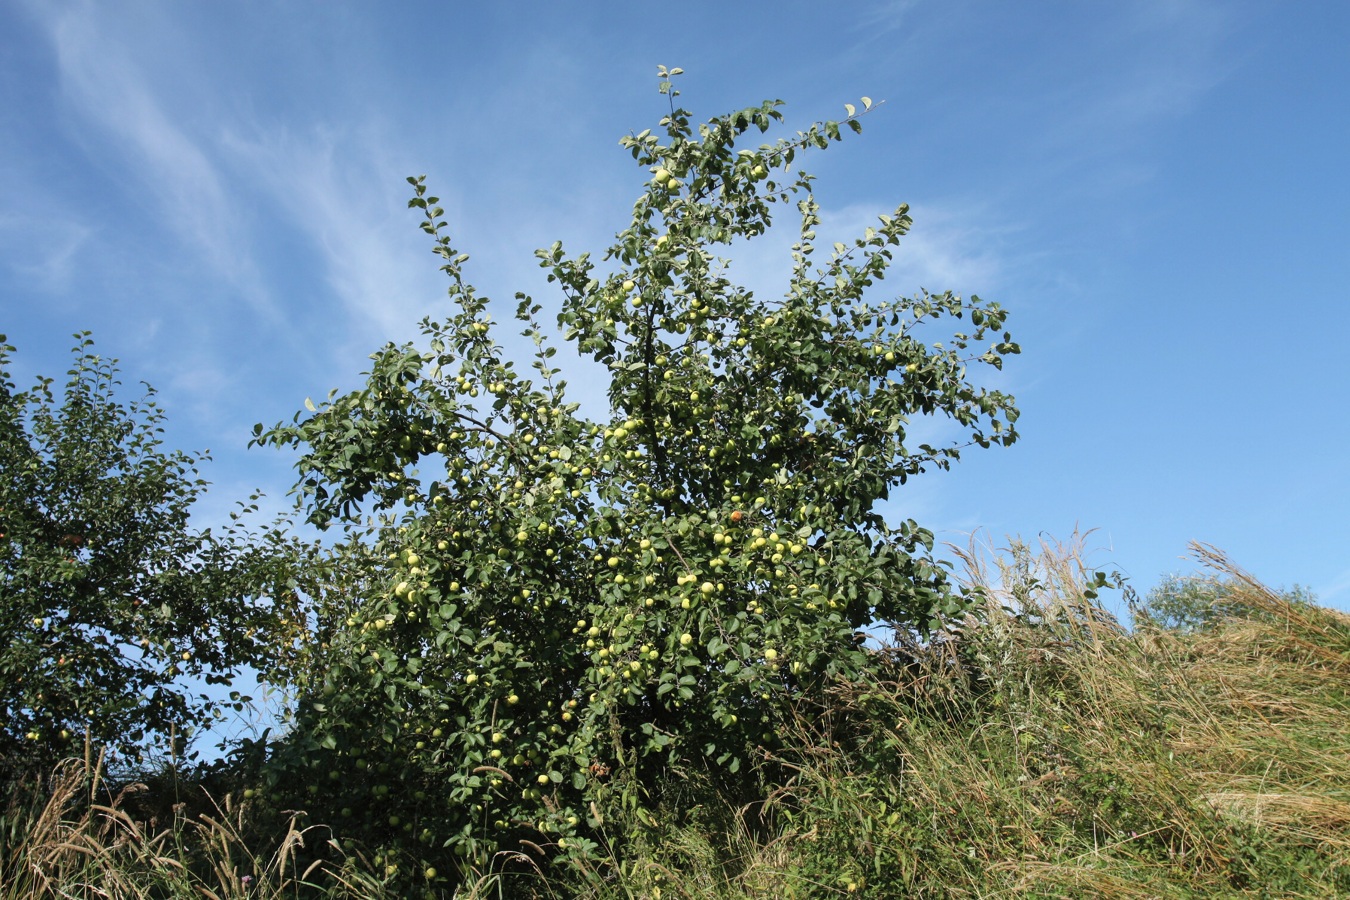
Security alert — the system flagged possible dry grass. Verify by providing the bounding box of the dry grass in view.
[556,534,1350,898]
[0,747,385,899]
[6,535,1348,898]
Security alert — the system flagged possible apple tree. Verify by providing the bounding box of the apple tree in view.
[0,334,312,784]
[258,71,1019,887]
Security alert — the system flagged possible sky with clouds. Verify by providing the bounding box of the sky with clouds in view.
[3,0,1348,618]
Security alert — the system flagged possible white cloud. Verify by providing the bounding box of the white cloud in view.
[1316,567,1350,607]
[720,197,1008,311]
[40,3,276,320]
[0,211,92,294]
[217,123,444,348]
[1022,1,1236,178]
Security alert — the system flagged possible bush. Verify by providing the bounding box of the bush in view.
[256,71,1019,890]
[1141,571,1316,633]
[0,334,311,784]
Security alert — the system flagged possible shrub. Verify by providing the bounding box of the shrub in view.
[0,334,311,785]
[256,70,1019,890]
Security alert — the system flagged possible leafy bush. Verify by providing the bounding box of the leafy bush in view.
[255,71,1019,890]
[0,334,311,784]
[1141,570,1316,633]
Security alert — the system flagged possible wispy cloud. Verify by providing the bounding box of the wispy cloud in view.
[219,123,441,345]
[1316,568,1350,606]
[851,0,925,38]
[40,2,276,321]
[1021,1,1237,182]
[0,210,92,294]
[721,197,1008,309]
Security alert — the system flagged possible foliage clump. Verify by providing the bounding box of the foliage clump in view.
[7,539,1347,899]
[256,71,1019,888]
[0,334,310,786]
[542,539,1350,899]
[1140,570,1317,633]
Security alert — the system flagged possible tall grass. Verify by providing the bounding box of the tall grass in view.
[553,536,1350,898]
[0,745,385,899]
[5,536,1347,897]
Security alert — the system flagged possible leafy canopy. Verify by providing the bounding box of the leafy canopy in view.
[259,70,1020,887]
[0,334,310,779]
[1141,572,1317,633]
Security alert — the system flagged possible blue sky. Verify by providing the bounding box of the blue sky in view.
[3,0,1348,618]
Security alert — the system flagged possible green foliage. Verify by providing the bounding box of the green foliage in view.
[256,72,1019,887]
[543,541,1350,898]
[1141,572,1316,633]
[0,334,311,781]
[6,538,1348,897]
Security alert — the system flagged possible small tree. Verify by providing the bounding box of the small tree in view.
[1141,573,1316,633]
[0,334,310,782]
[259,71,1020,887]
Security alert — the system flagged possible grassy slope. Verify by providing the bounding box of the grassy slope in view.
[556,540,1350,899]
[4,539,1347,898]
